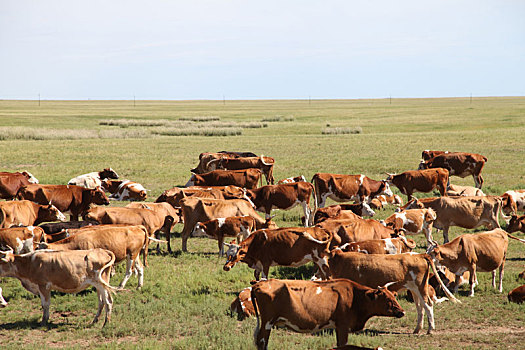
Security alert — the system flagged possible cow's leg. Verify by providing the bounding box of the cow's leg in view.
[468,265,477,297]
[442,226,450,244]
[255,319,272,350]
[254,269,261,281]
[93,288,105,324]
[135,258,144,289]
[38,287,51,326]
[119,255,133,289]
[102,288,113,327]
[335,325,349,347]
[453,275,462,294]
[421,291,435,334]
[424,227,434,246]
[474,174,483,189]
[181,229,190,253]
[498,260,505,293]
[301,201,312,227]
[260,266,270,280]
[218,237,224,257]
[411,290,424,334]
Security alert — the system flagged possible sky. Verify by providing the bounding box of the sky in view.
[1,0,524,100]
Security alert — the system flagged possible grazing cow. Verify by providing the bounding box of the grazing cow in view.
[507,215,525,233]
[246,182,316,226]
[382,208,437,245]
[508,285,525,304]
[328,250,459,334]
[223,226,333,280]
[0,248,117,326]
[426,229,525,296]
[385,168,449,200]
[418,152,487,188]
[421,150,448,161]
[446,184,485,197]
[155,185,249,208]
[0,226,46,253]
[277,175,307,185]
[191,216,256,256]
[17,184,110,221]
[39,220,99,235]
[179,197,277,253]
[191,151,257,174]
[230,286,255,320]
[0,171,39,200]
[251,278,404,349]
[318,218,398,248]
[67,168,119,189]
[0,200,66,228]
[403,196,502,243]
[501,190,525,215]
[101,179,147,201]
[313,204,375,224]
[126,202,182,226]
[311,173,393,208]
[37,224,157,289]
[207,155,275,185]
[185,169,262,189]
[339,236,416,254]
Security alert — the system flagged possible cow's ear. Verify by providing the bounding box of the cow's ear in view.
[365,290,379,300]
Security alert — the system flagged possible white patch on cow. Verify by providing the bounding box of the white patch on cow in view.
[362,202,375,217]
[454,266,468,276]
[383,238,397,254]
[288,254,312,267]
[382,182,394,197]
[216,218,226,228]
[359,174,365,185]
[316,287,322,295]
[276,317,304,332]
[264,321,272,331]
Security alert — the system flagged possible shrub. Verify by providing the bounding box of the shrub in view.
[321,126,363,135]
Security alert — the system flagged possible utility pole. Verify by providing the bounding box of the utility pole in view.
[38,93,40,107]
[389,94,392,105]
[470,93,472,104]
[133,94,136,107]
[308,95,311,105]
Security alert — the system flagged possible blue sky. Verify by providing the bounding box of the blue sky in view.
[1,1,524,100]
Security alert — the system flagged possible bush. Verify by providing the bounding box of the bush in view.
[321,126,363,135]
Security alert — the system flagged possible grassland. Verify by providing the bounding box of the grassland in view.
[0,98,524,349]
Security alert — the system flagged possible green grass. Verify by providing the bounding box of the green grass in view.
[0,98,524,349]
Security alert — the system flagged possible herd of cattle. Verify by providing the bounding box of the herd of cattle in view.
[0,150,524,349]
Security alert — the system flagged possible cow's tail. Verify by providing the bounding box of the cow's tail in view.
[424,254,461,304]
[98,250,120,294]
[300,230,331,245]
[251,287,261,347]
[506,233,525,244]
[398,235,417,249]
[307,181,317,226]
[310,174,320,209]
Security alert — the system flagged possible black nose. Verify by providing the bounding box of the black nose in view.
[395,311,405,318]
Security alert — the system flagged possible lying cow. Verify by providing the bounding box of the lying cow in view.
[185,169,262,189]
[251,278,404,349]
[191,216,256,256]
[0,200,66,228]
[427,229,525,296]
[501,190,525,215]
[223,226,332,280]
[311,173,393,208]
[382,208,437,245]
[17,184,110,221]
[375,194,403,207]
[339,236,416,254]
[39,220,99,235]
[418,152,487,188]
[0,171,39,200]
[230,286,255,320]
[313,203,375,224]
[102,179,147,201]
[0,226,46,253]
[277,175,307,185]
[508,285,525,304]
[385,168,449,200]
[67,168,119,189]
[507,215,525,233]
[328,250,459,334]
[446,184,485,197]
[0,248,118,326]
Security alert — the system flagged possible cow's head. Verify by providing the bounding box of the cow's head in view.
[191,221,209,237]
[185,173,197,187]
[223,242,244,271]
[41,204,67,222]
[398,198,424,212]
[426,241,443,263]
[507,215,525,233]
[418,160,429,170]
[100,179,112,192]
[21,171,39,184]
[365,286,405,318]
[361,202,376,217]
[379,180,394,197]
[0,248,15,273]
[91,187,110,206]
[100,168,119,180]
[500,194,518,216]
[314,206,340,224]
[425,208,437,222]
[384,173,396,184]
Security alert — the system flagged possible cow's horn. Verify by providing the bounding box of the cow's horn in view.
[381,281,397,289]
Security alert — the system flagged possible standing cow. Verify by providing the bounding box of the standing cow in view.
[385,168,449,200]
[418,152,487,188]
[0,171,39,200]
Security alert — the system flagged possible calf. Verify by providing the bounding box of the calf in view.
[102,179,147,201]
[223,226,333,280]
[0,248,117,326]
[501,190,525,215]
[191,216,256,256]
[446,184,485,197]
[385,168,449,200]
[328,250,459,334]
[382,208,437,245]
[251,278,404,349]
[0,226,46,253]
[339,236,416,254]
[375,194,403,207]
[508,285,525,304]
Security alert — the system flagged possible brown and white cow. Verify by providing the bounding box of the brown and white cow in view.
[207,155,275,185]
[179,197,276,253]
[339,236,416,254]
[0,248,118,326]
[0,226,46,253]
[328,250,459,334]
[223,226,333,280]
[251,278,404,349]
[191,151,257,174]
[382,208,437,245]
[37,224,158,289]
[0,171,39,200]
[0,200,66,228]
[155,185,249,208]
[277,175,307,185]
[385,168,449,200]
[507,214,525,233]
[508,285,525,304]
[17,184,110,221]
[102,179,147,201]
[446,184,485,197]
[230,286,256,320]
[426,229,525,296]
[312,203,375,224]
[375,194,403,207]
[246,182,317,226]
[418,152,487,188]
[67,168,119,189]
[501,190,525,215]
[191,216,256,256]
[185,169,262,189]
[403,196,502,243]
[311,173,393,208]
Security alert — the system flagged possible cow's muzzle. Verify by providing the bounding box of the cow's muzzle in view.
[395,310,405,318]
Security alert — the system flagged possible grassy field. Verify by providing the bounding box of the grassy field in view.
[0,98,524,349]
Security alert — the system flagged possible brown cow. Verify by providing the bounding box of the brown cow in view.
[185,169,262,189]
[418,152,487,188]
[0,248,118,326]
[101,179,147,201]
[191,151,257,174]
[155,185,249,208]
[246,182,317,226]
[17,184,110,221]
[508,285,525,304]
[67,168,119,189]
[318,218,398,248]
[37,224,156,289]
[0,200,66,228]
[223,226,333,280]
[403,196,502,243]
[179,197,276,253]
[311,173,393,208]
[0,226,46,253]
[207,155,275,185]
[313,203,375,224]
[385,168,449,200]
[39,220,99,235]
[191,216,256,256]
[426,229,525,296]
[339,236,416,254]
[507,214,525,233]
[446,184,485,197]
[251,278,404,349]
[421,150,449,161]
[0,171,39,200]
[382,208,437,245]
[328,250,459,334]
